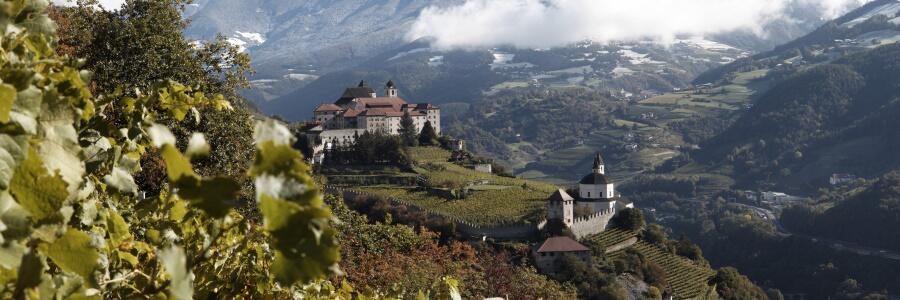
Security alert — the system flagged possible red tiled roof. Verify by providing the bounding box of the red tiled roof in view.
[356,97,407,109]
[359,107,425,117]
[343,109,362,118]
[315,103,343,112]
[537,236,590,253]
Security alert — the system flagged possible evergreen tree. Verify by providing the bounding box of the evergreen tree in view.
[419,121,438,146]
[399,111,419,147]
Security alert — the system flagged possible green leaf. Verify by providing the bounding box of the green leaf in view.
[117,251,138,266]
[0,134,28,190]
[103,167,138,195]
[249,142,307,178]
[160,144,196,183]
[176,177,238,218]
[106,210,132,246]
[158,246,193,300]
[259,195,340,285]
[43,229,99,284]
[35,90,85,197]
[0,83,14,123]
[9,148,67,222]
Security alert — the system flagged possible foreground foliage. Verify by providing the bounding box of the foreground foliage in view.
[0,0,345,297]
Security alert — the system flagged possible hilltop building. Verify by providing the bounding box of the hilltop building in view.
[312,80,440,136]
[545,152,633,238]
[304,80,441,163]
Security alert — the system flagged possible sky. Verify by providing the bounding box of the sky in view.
[408,0,872,49]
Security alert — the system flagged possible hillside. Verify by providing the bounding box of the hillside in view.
[783,170,900,252]
[695,43,900,191]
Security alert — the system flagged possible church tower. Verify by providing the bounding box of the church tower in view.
[385,80,398,97]
[579,152,615,200]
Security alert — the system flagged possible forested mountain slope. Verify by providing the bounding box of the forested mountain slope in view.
[783,170,900,252]
[698,43,900,190]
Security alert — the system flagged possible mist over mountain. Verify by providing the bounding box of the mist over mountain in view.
[184,0,871,109]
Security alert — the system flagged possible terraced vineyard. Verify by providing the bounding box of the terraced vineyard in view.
[407,146,452,163]
[355,186,547,226]
[334,147,564,226]
[588,229,638,250]
[408,147,559,193]
[609,241,716,299]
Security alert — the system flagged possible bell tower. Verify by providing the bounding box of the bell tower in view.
[385,80,398,97]
[593,152,605,175]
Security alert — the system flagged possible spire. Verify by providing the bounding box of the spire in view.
[386,80,395,88]
[593,152,605,174]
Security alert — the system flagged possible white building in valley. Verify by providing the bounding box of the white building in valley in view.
[312,80,440,138]
[545,152,633,238]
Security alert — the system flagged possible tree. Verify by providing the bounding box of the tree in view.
[712,267,770,300]
[52,0,258,215]
[612,208,646,231]
[399,111,419,147]
[419,120,438,146]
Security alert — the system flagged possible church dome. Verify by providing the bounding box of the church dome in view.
[579,173,611,185]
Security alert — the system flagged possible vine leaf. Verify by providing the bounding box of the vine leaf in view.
[176,177,239,218]
[160,144,196,184]
[185,133,209,159]
[106,210,132,246]
[9,148,67,222]
[159,246,193,300]
[103,167,138,195]
[0,83,14,123]
[0,135,28,190]
[41,229,99,286]
[259,195,339,284]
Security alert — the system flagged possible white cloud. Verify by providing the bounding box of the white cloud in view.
[408,0,871,49]
[51,0,126,9]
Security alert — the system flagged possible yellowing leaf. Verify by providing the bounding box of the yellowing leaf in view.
[106,210,132,246]
[9,148,67,222]
[0,83,14,123]
[160,144,196,184]
[43,229,99,285]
